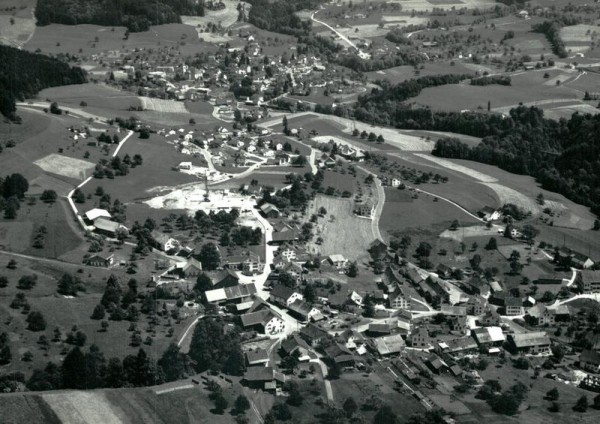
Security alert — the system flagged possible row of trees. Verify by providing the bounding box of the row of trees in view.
[0,173,29,219]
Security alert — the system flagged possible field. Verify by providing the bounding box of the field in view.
[366,62,476,84]
[306,194,375,260]
[34,154,95,180]
[180,0,247,31]
[0,13,35,48]
[38,84,142,112]
[140,98,187,114]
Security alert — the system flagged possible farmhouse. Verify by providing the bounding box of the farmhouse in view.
[526,304,559,326]
[240,309,285,335]
[579,270,600,294]
[508,332,551,355]
[281,334,312,361]
[477,206,500,221]
[260,203,280,218]
[243,367,285,391]
[328,254,348,269]
[410,327,432,349]
[87,254,114,267]
[370,334,406,357]
[504,297,524,316]
[580,349,600,373]
[287,299,321,322]
[206,268,239,289]
[472,326,505,347]
[93,218,128,238]
[299,323,329,347]
[388,286,411,310]
[269,285,303,307]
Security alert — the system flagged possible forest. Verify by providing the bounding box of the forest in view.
[35,0,205,32]
[247,0,321,37]
[431,109,600,216]
[0,46,86,120]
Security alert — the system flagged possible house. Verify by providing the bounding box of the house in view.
[463,296,487,316]
[269,285,303,307]
[354,200,374,217]
[579,270,600,294]
[281,334,312,361]
[478,206,500,221]
[287,299,320,322]
[472,326,505,347]
[177,161,192,170]
[243,367,285,391]
[240,308,285,335]
[325,343,355,367]
[299,323,329,347]
[508,331,551,355]
[151,231,182,254]
[479,309,501,326]
[391,178,402,187]
[178,258,203,279]
[558,247,595,269]
[205,268,240,288]
[448,316,468,335]
[370,334,406,357]
[260,203,280,218]
[246,349,270,366]
[93,218,128,238]
[580,349,600,373]
[270,223,300,244]
[225,253,264,275]
[336,329,366,352]
[436,264,453,279]
[410,327,432,349]
[504,297,524,316]
[526,304,557,326]
[328,254,348,269]
[88,254,114,267]
[84,208,111,223]
[368,240,388,261]
[388,286,411,310]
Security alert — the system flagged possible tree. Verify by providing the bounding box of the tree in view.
[139,128,150,139]
[26,311,46,331]
[58,273,81,296]
[282,116,290,135]
[50,102,62,115]
[199,243,220,270]
[593,393,600,409]
[285,381,303,406]
[17,275,37,290]
[303,284,316,303]
[7,259,17,269]
[62,347,86,389]
[450,219,459,231]
[234,395,250,414]
[347,261,358,277]
[546,388,559,401]
[574,395,588,412]
[213,392,228,414]
[343,397,358,417]
[91,304,105,320]
[485,237,497,250]
[40,190,57,203]
[73,188,85,203]
[374,405,398,424]
[0,276,8,288]
[158,343,191,382]
[416,242,432,258]
[272,403,292,420]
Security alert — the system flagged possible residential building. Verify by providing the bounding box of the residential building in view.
[84,208,111,223]
[299,323,329,347]
[260,203,280,218]
[370,334,406,357]
[580,349,600,373]
[504,297,524,316]
[240,309,285,335]
[410,327,431,349]
[388,286,411,310]
[328,254,348,269]
[287,299,321,322]
[243,367,285,391]
[87,254,114,267]
[354,200,374,217]
[93,218,127,238]
[204,283,257,307]
[281,334,312,361]
[246,349,269,366]
[579,270,600,294]
[472,326,505,347]
[269,285,303,307]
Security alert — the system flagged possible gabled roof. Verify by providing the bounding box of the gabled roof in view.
[205,283,257,303]
[93,217,122,233]
[244,366,284,383]
[288,299,314,316]
[270,284,298,301]
[300,323,328,341]
[281,333,310,354]
[240,309,281,327]
[580,349,600,365]
[372,334,405,355]
[511,331,550,348]
[246,349,269,365]
[84,208,111,221]
[472,326,505,344]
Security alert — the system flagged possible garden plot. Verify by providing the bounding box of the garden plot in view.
[140,97,187,113]
[34,154,95,180]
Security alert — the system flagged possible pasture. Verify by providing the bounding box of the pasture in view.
[366,61,475,84]
[38,84,142,112]
[306,194,375,260]
[0,13,35,48]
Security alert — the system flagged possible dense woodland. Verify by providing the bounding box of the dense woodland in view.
[0,46,86,120]
[431,109,600,216]
[247,0,320,37]
[35,0,205,32]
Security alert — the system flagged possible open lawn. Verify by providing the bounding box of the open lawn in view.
[306,194,375,260]
[38,84,142,112]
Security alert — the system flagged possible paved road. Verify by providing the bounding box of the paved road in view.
[312,358,334,402]
[311,10,370,59]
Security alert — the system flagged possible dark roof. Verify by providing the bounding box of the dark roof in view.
[580,349,600,365]
[300,323,328,341]
[281,334,310,354]
[581,270,600,283]
[270,284,297,301]
[244,366,276,381]
[246,349,269,364]
[505,297,523,307]
[241,309,279,327]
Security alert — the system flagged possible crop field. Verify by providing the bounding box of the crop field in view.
[140,97,188,113]
[306,194,374,260]
[34,154,96,180]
